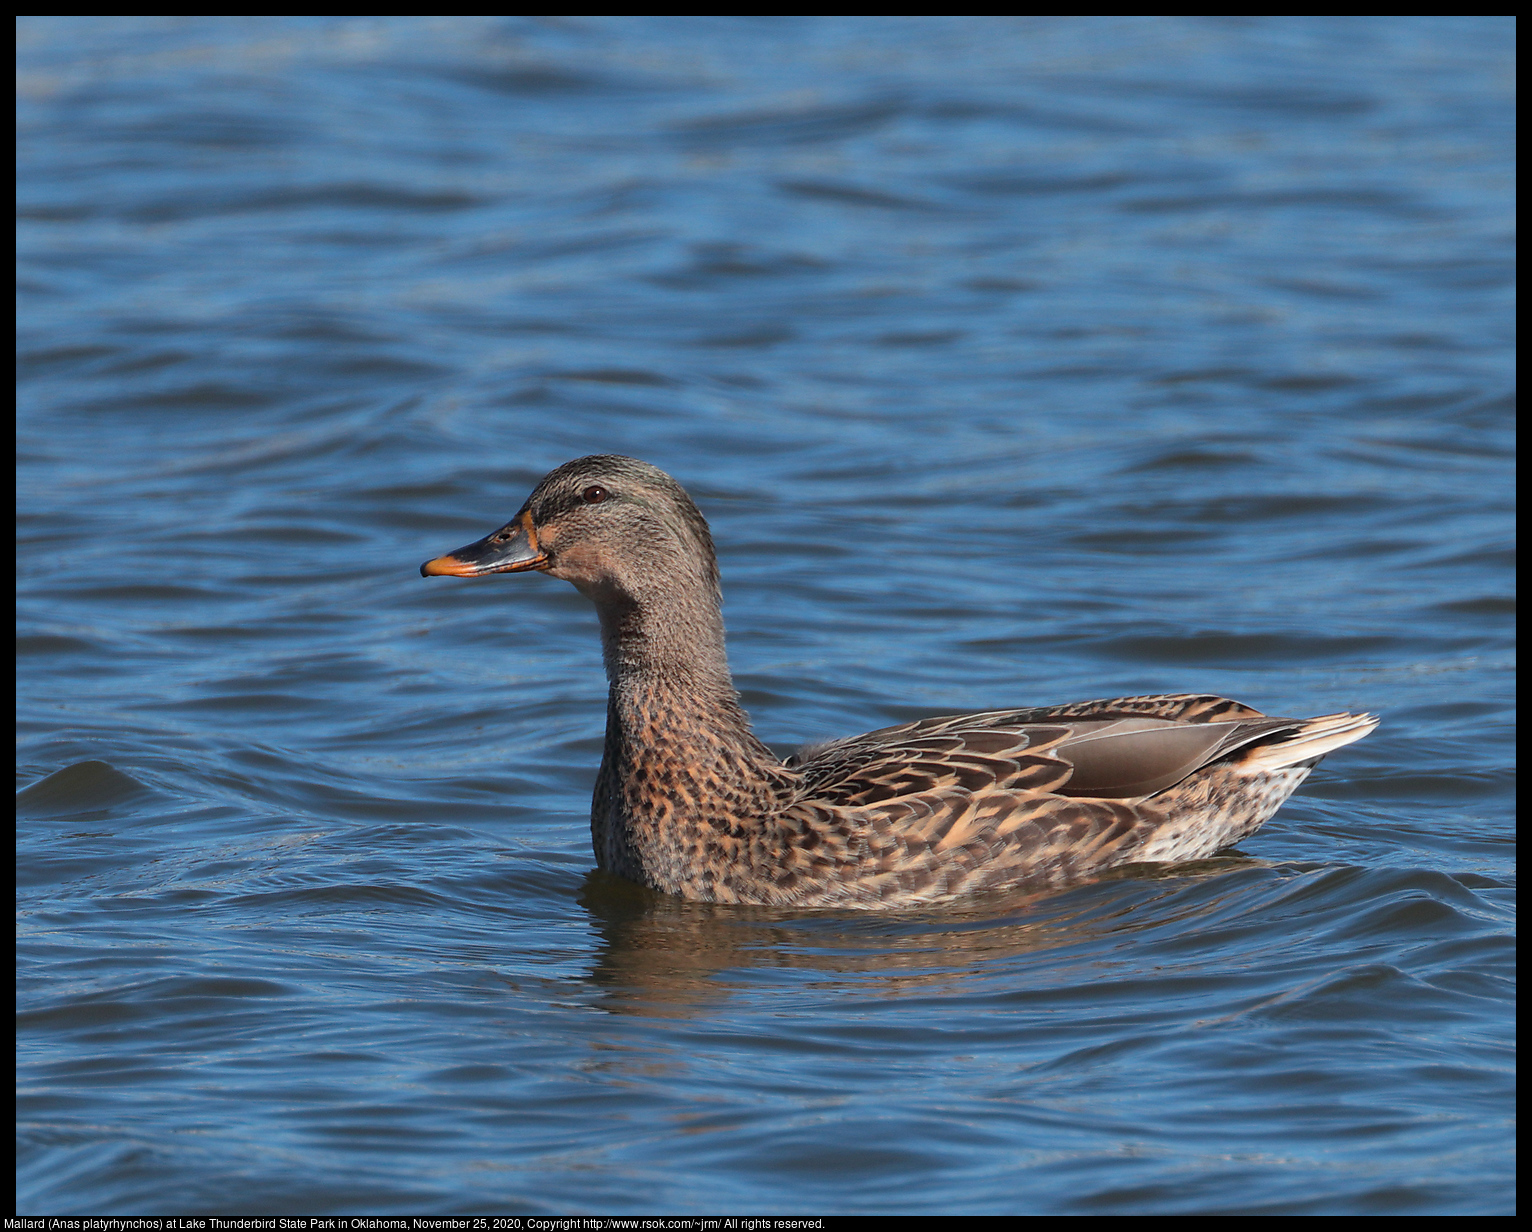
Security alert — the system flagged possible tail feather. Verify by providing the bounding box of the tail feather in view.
[1240,711,1379,772]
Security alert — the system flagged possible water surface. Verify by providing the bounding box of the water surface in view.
[16,16,1515,1215]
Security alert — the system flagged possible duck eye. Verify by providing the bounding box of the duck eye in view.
[582,485,608,505]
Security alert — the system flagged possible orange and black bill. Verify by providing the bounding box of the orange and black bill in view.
[420,507,550,578]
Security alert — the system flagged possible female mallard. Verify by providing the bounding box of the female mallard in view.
[422,455,1377,909]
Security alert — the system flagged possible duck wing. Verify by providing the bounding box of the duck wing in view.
[788,693,1290,804]
[773,694,1320,903]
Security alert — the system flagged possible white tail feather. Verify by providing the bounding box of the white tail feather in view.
[1240,711,1380,771]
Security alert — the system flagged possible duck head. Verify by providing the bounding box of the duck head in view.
[420,455,722,610]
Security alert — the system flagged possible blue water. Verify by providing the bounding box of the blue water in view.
[16,16,1514,1216]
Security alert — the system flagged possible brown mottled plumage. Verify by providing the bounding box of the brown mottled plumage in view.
[422,455,1378,909]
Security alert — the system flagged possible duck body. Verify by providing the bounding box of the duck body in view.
[424,455,1377,909]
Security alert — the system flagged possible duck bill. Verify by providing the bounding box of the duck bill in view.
[420,508,550,578]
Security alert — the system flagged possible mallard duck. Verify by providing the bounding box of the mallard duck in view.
[422,455,1377,909]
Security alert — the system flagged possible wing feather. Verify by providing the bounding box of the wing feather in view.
[772,693,1304,901]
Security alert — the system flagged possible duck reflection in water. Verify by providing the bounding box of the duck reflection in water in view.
[573,857,1275,1016]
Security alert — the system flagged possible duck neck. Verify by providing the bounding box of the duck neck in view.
[597,585,776,774]
[591,582,789,889]
[597,581,733,707]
